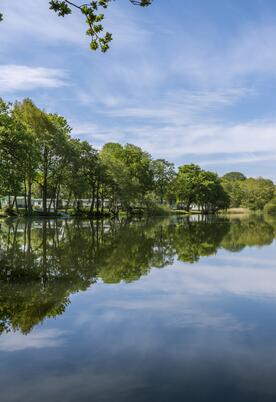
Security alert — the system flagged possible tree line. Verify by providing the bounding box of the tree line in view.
[221,172,276,212]
[0,98,231,216]
[0,98,275,217]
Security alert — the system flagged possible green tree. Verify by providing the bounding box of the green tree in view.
[174,164,202,211]
[240,177,275,210]
[222,172,246,181]
[100,143,153,213]
[221,172,246,208]
[13,99,70,214]
[221,179,243,208]
[0,98,35,211]
[197,170,230,213]
[45,113,73,212]
[152,159,176,204]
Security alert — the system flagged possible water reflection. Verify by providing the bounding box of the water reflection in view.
[0,215,275,335]
[1,215,276,402]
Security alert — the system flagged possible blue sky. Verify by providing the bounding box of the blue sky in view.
[0,0,276,180]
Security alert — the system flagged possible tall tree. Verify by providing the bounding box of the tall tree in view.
[197,170,230,213]
[152,159,175,204]
[13,99,67,214]
[174,164,202,211]
[100,143,153,212]
[0,99,33,211]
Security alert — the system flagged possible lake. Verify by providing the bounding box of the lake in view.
[0,214,276,402]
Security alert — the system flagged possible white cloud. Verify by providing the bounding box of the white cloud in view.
[0,0,84,47]
[200,153,276,167]
[0,65,67,92]
[72,105,276,164]
[100,87,252,122]
[171,23,276,86]
[1,0,276,179]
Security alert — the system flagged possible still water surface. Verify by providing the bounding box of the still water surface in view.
[0,215,276,402]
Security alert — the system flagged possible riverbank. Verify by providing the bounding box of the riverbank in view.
[1,206,273,220]
[222,207,251,214]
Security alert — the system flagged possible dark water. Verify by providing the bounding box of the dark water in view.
[0,215,276,402]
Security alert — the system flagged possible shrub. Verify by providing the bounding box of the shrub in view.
[3,206,17,216]
[144,201,170,217]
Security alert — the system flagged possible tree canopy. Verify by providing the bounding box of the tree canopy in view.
[222,172,246,181]
[173,164,230,213]
[221,172,275,211]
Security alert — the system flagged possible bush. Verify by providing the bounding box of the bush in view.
[144,202,170,217]
[264,200,276,215]
[3,206,17,216]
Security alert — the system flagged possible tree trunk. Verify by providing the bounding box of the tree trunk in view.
[101,189,104,215]
[14,196,18,213]
[55,187,60,214]
[48,198,53,213]
[96,182,100,215]
[42,149,48,214]
[42,179,47,214]
[90,185,95,214]
[27,179,32,215]
[24,180,28,213]
[65,194,71,212]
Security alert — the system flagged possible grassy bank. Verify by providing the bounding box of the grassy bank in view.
[220,207,251,215]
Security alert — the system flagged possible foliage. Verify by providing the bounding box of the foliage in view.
[152,159,176,204]
[173,164,229,213]
[240,178,275,211]
[0,97,274,217]
[221,216,274,251]
[100,142,153,212]
[264,199,276,215]
[222,172,246,181]
[0,1,152,52]
[222,172,275,210]
[0,214,276,334]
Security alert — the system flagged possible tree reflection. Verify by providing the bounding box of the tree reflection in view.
[221,216,274,251]
[0,214,274,334]
[172,217,230,263]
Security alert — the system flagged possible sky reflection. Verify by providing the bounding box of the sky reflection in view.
[0,216,276,401]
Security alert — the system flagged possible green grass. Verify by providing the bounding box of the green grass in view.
[171,209,202,215]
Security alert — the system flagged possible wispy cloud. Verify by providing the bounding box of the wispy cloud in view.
[200,153,276,167]
[1,0,276,179]
[98,88,252,122]
[0,0,84,47]
[0,65,67,92]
